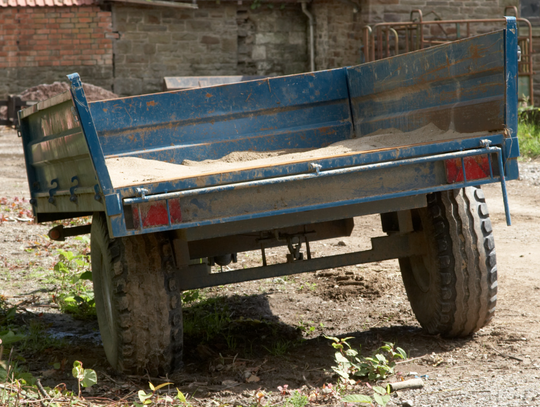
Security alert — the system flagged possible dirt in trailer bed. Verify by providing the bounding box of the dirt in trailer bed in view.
[1,124,540,406]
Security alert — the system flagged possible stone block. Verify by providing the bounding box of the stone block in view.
[222,37,237,53]
[167,22,186,32]
[143,43,156,55]
[187,20,213,32]
[252,45,266,61]
[156,44,178,53]
[148,32,172,44]
[144,12,161,25]
[201,35,220,45]
[172,33,197,41]
[288,31,304,45]
[138,24,167,32]
[115,40,132,54]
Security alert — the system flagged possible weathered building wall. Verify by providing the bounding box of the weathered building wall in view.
[112,2,309,95]
[1,0,536,103]
[313,0,364,70]
[0,6,114,98]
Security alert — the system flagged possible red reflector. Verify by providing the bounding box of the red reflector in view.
[132,199,182,228]
[445,155,490,184]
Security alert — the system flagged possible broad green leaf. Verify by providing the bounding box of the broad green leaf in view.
[342,394,373,404]
[335,352,350,363]
[373,386,387,395]
[79,271,93,280]
[331,366,350,380]
[373,393,391,406]
[375,354,387,363]
[81,369,97,388]
[0,330,26,345]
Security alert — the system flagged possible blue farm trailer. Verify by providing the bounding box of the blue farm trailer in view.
[18,18,520,374]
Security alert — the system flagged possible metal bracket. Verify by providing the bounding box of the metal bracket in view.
[309,162,322,175]
[69,176,79,203]
[48,179,58,204]
[136,188,149,199]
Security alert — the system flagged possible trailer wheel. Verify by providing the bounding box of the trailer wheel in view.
[91,213,183,374]
[399,187,497,337]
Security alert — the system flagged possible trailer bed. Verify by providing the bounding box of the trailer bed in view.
[105,124,491,188]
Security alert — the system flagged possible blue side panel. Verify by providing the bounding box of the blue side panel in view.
[88,69,353,163]
[348,28,507,136]
[503,17,520,181]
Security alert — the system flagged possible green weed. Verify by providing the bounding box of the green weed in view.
[518,103,540,158]
[327,336,407,383]
[284,390,309,407]
[51,240,96,319]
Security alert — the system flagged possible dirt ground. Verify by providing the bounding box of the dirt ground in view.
[1,124,540,406]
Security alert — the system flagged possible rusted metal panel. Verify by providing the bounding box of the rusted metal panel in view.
[89,68,353,164]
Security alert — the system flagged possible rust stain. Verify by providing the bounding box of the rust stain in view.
[146,101,157,107]
[318,126,337,136]
[206,93,214,98]
[103,108,108,113]
[469,44,481,61]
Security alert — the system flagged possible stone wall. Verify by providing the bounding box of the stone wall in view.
[112,2,309,95]
[0,6,114,98]
[313,0,364,70]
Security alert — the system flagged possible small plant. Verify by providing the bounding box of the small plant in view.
[51,242,96,319]
[72,360,97,397]
[297,319,318,335]
[181,289,203,305]
[136,381,177,405]
[284,390,309,407]
[327,336,406,383]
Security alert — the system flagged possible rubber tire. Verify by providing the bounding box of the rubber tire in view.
[91,212,183,375]
[399,187,497,337]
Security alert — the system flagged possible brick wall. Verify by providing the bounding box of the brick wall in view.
[0,6,114,98]
[112,2,308,95]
